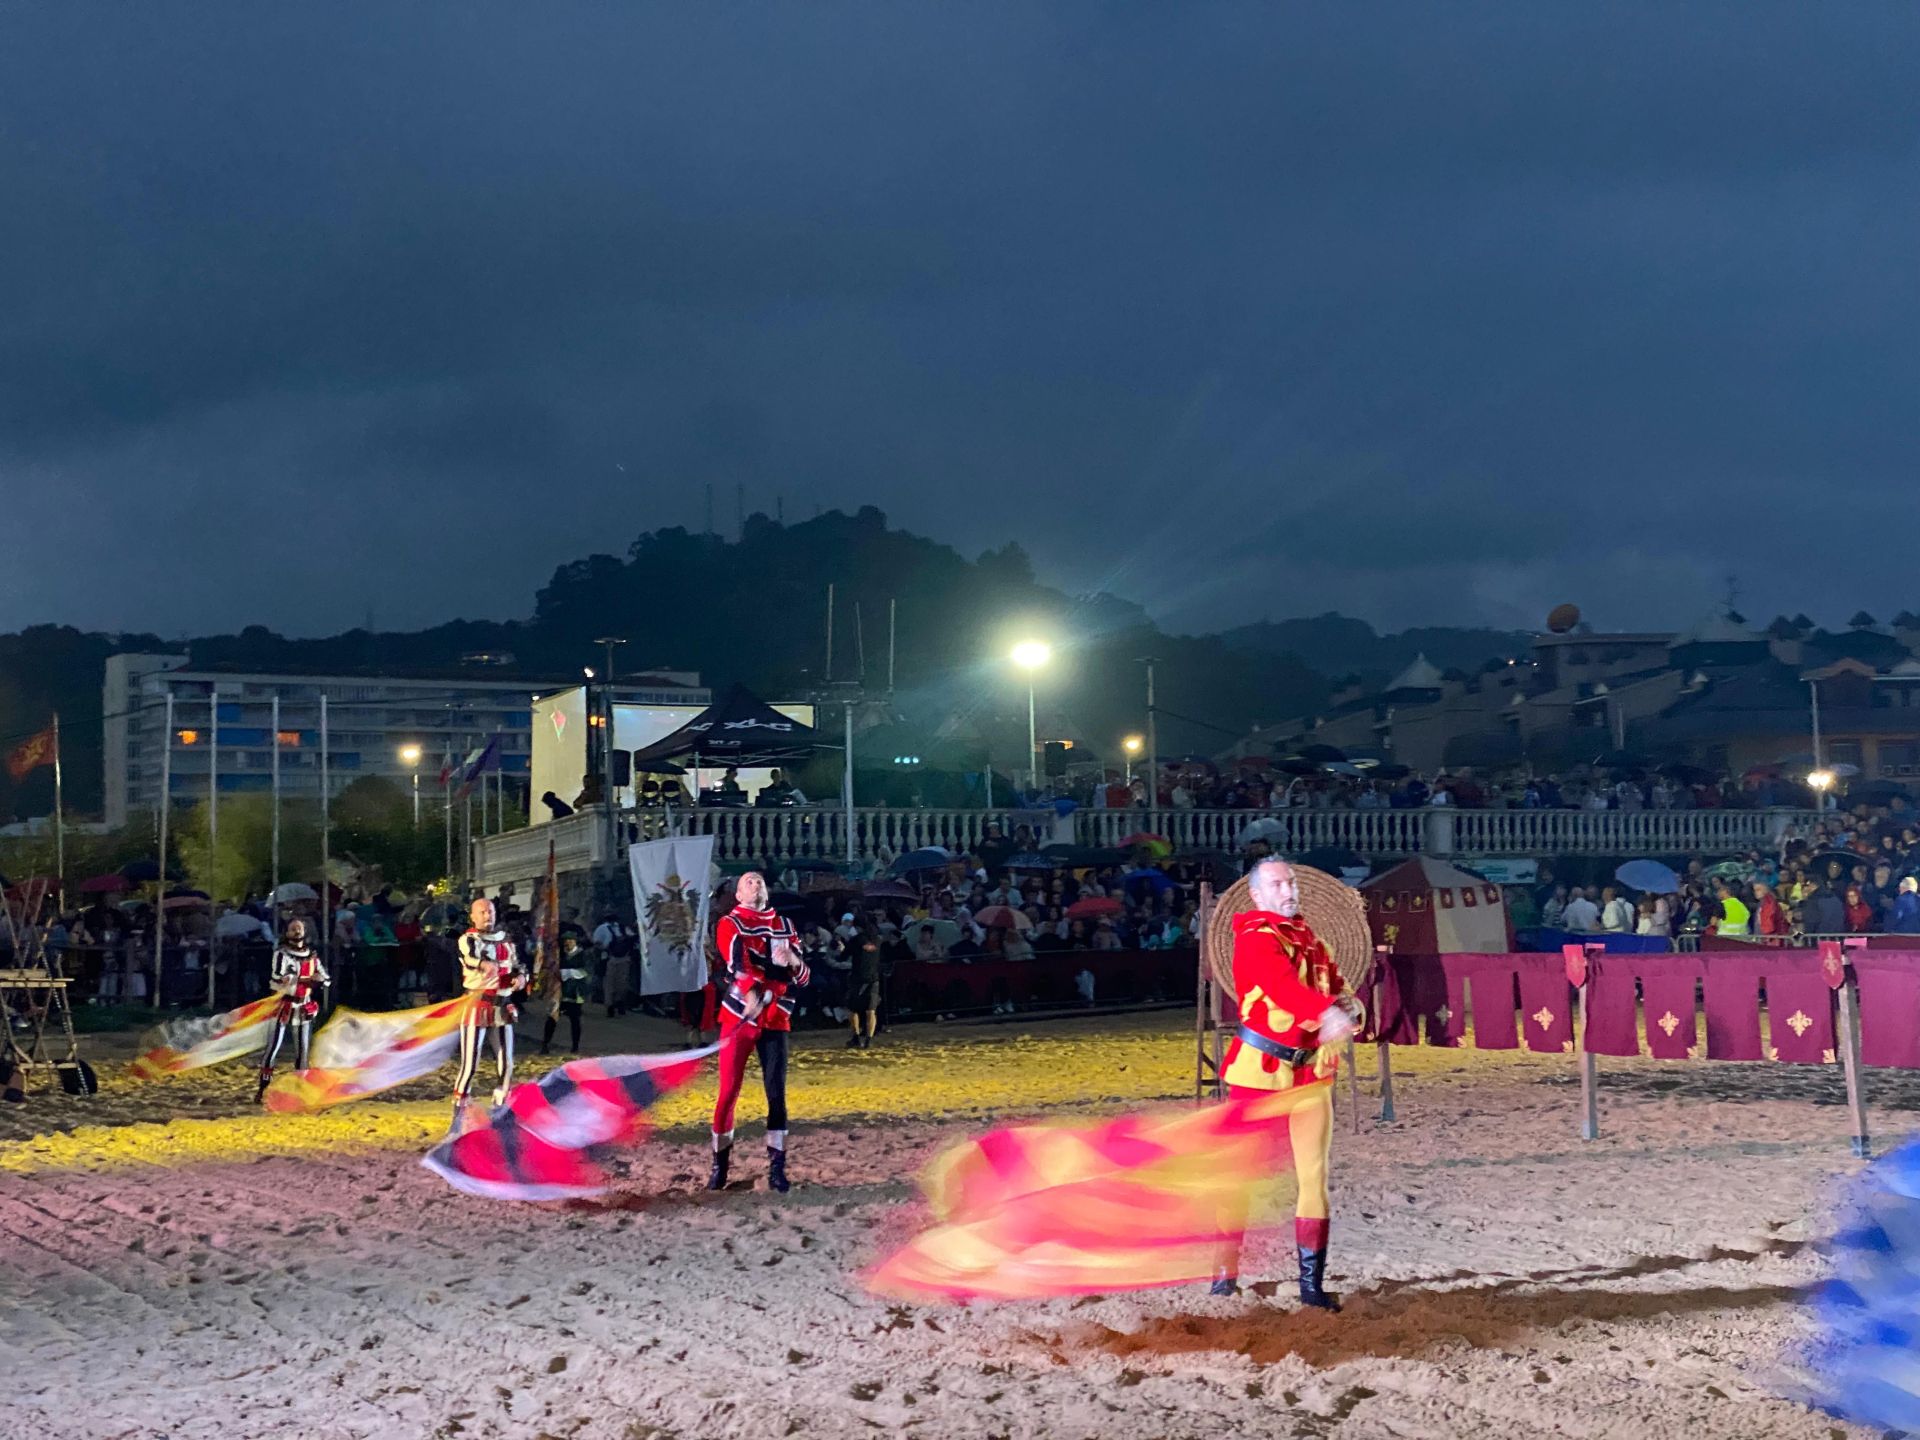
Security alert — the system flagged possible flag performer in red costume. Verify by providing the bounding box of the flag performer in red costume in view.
[254,919,330,1103]
[708,871,809,1193]
[1213,856,1361,1306]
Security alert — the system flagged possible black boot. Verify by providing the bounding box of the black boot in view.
[767,1146,790,1194]
[706,1145,731,1191]
[1298,1248,1339,1312]
[1208,1267,1239,1297]
[254,1072,271,1105]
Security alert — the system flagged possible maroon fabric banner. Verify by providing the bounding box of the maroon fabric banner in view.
[1641,970,1700,1059]
[1580,955,1642,1057]
[1762,971,1834,1064]
[1365,956,1455,1046]
[1436,956,1520,1049]
[1516,963,1574,1053]
[1702,959,1764,1061]
[1856,953,1920,1068]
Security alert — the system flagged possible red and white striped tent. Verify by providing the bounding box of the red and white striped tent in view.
[1362,856,1514,954]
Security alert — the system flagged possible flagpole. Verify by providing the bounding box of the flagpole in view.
[156,691,173,1006]
[209,687,219,852]
[320,692,330,973]
[271,693,281,937]
[52,713,65,901]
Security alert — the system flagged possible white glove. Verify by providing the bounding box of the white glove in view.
[1316,1003,1358,1046]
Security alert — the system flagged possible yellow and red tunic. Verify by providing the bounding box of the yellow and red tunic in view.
[1221,909,1347,1091]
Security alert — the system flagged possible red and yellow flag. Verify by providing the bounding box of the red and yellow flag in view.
[866,1083,1333,1302]
[6,723,56,781]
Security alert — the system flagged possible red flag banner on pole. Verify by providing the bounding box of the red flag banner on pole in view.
[6,724,56,781]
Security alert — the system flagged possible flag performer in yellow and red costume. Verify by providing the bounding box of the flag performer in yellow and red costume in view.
[1213,856,1362,1306]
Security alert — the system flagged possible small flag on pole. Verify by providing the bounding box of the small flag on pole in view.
[451,735,503,799]
[6,723,56,781]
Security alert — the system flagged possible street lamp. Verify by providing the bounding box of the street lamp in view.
[1808,768,1835,809]
[1122,733,1143,786]
[399,743,423,827]
[1010,640,1052,794]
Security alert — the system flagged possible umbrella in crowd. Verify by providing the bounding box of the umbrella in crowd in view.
[1237,817,1288,846]
[890,847,955,876]
[271,882,320,904]
[1272,757,1319,776]
[1616,859,1681,895]
[1006,852,1060,871]
[973,905,1031,931]
[1296,846,1366,878]
[1066,897,1123,921]
[1320,761,1364,776]
[908,918,961,947]
[213,912,269,939]
[1040,843,1128,867]
[1848,780,1912,804]
[161,894,211,911]
[121,859,164,883]
[1807,852,1869,882]
[1118,832,1172,861]
[862,879,919,901]
[1123,867,1175,896]
[1661,763,1718,786]
[1704,859,1755,881]
[76,872,131,894]
[1370,762,1412,780]
[1296,744,1346,763]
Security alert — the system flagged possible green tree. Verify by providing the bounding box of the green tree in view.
[329,776,451,891]
[175,795,323,903]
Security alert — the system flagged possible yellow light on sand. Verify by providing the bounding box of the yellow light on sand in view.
[1011,639,1052,671]
[399,744,422,766]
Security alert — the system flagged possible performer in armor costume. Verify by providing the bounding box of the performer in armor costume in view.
[708,871,810,1194]
[451,898,525,1128]
[1213,857,1362,1308]
[255,918,330,1103]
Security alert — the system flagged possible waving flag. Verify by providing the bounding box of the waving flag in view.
[451,735,503,800]
[129,996,280,1079]
[264,994,477,1111]
[422,1046,717,1201]
[866,1083,1334,1302]
[6,723,56,781]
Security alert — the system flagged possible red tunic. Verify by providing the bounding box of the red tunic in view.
[716,906,809,1032]
[1220,909,1346,1091]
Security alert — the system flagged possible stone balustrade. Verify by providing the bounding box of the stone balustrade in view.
[473,803,1823,891]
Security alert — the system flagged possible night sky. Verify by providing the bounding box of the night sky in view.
[4,4,1915,640]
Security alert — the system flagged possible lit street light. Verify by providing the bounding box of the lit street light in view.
[1808,768,1835,809]
[1122,733,1143,786]
[399,743,423,827]
[1010,640,1052,795]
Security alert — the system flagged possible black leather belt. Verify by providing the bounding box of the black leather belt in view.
[1235,1027,1317,1067]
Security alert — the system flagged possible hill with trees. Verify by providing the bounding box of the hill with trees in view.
[0,509,1526,823]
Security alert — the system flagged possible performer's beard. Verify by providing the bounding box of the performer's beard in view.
[1276,897,1301,918]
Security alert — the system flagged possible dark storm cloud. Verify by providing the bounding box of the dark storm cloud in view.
[1,2,1915,637]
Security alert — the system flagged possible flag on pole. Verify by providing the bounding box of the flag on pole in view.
[451,735,503,799]
[628,835,715,995]
[421,1047,717,1201]
[129,996,281,1079]
[263,994,478,1111]
[6,723,57,781]
[531,836,561,1005]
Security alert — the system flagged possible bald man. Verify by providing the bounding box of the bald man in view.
[1215,858,1361,1308]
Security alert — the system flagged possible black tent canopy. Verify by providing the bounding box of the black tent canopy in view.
[626,684,820,768]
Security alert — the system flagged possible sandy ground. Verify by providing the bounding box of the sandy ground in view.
[0,1012,1901,1440]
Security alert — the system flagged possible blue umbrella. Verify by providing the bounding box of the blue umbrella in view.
[1615,859,1680,894]
[889,847,954,876]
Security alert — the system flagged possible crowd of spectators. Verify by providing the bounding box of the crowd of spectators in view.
[1049,761,1844,814]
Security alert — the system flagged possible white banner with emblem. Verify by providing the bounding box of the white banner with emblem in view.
[628,835,715,995]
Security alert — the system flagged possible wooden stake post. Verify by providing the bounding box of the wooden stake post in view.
[1834,940,1870,1158]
